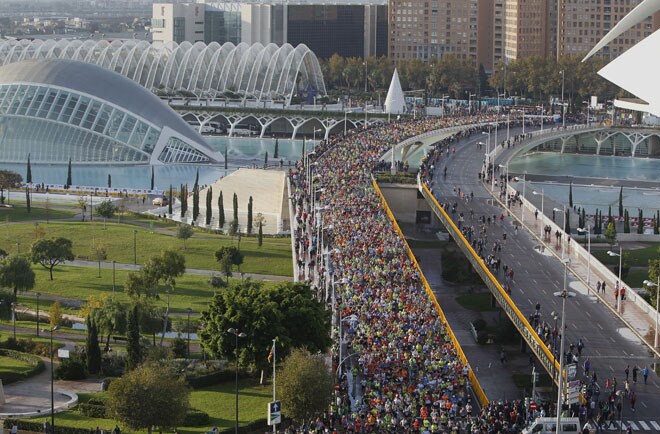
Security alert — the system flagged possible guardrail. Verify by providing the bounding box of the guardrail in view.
[371,177,489,407]
[419,182,562,386]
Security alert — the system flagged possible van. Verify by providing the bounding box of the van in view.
[521,417,581,434]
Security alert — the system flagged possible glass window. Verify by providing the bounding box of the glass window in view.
[58,94,79,123]
[8,85,27,114]
[128,121,149,149]
[48,91,68,120]
[105,109,125,138]
[27,87,48,117]
[16,86,38,116]
[70,96,90,126]
[117,116,136,143]
[82,101,102,130]
[142,127,160,152]
[93,104,112,134]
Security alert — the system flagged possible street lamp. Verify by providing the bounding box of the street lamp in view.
[363,61,368,92]
[554,259,575,428]
[343,111,352,134]
[582,101,590,127]
[533,190,544,235]
[577,226,592,289]
[133,229,138,265]
[227,328,247,434]
[560,70,566,128]
[186,308,193,358]
[607,248,623,312]
[112,260,116,296]
[482,130,493,191]
[521,171,527,224]
[469,93,476,114]
[643,278,660,347]
[442,95,450,118]
[36,292,41,336]
[50,325,59,434]
[553,206,567,259]
[11,301,16,340]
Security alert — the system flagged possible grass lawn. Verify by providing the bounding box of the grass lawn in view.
[0,331,68,349]
[0,205,77,222]
[0,354,35,381]
[592,243,660,267]
[12,265,282,315]
[0,221,292,276]
[455,293,497,312]
[32,379,270,434]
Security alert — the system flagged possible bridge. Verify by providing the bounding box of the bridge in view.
[417,124,660,429]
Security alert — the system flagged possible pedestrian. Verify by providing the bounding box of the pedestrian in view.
[584,358,590,376]
[642,366,649,384]
[630,391,636,412]
[596,281,601,293]
[632,366,638,383]
[500,349,507,364]
[11,424,17,434]
[624,365,630,381]
[43,420,51,434]
[577,338,584,356]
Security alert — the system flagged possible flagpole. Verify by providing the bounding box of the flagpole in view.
[272,338,276,434]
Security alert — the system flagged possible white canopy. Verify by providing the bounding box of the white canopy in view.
[384,68,405,114]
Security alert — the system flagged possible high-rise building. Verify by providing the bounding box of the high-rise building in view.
[502,0,551,61]
[152,3,207,45]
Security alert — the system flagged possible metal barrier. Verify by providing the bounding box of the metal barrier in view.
[371,177,490,407]
[420,182,563,386]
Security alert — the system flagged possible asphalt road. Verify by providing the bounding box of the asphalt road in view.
[430,126,660,431]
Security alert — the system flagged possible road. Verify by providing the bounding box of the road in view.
[430,126,660,430]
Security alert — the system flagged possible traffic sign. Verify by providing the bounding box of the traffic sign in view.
[566,363,577,381]
[268,401,281,425]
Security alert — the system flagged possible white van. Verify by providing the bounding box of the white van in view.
[522,417,581,434]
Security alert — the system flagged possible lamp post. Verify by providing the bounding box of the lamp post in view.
[522,106,526,134]
[112,260,116,296]
[36,292,41,336]
[482,130,493,190]
[553,206,567,259]
[16,242,20,254]
[133,229,138,265]
[583,101,590,127]
[560,70,566,128]
[607,247,623,312]
[554,260,575,428]
[521,171,527,224]
[186,308,193,358]
[577,226,592,290]
[643,278,660,347]
[533,189,544,235]
[363,61,368,92]
[11,302,16,340]
[442,95,449,117]
[550,310,559,397]
[313,128,322,148]
[469,93,476,115]
[50,325,59,434]
[344,111,352,134]
[227,328,247,434]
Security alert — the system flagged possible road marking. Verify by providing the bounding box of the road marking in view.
[585,311,591,318]
[641,401,648,409]
[597,323,604,330]
[629,421,639,430]
[610,336,616,342]
[638,421,649,430]
[532,279,538,285]
[650,421,660,430]
[520,288,526,294]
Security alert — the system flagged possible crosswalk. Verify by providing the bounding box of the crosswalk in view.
[600,420,660,431]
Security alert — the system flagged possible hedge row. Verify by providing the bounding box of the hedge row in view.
[78,403,107,419]
[4,419,92,434]
[185,368,250,389]
[0,349,45,384]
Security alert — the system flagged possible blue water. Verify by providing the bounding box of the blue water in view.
[0,137,313,190]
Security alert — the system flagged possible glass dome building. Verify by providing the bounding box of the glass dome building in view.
[0,59,220,165]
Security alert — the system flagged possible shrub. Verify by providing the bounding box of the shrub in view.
[102,377,117,391]
[145,345,171,362]
[87,397,107,406]
[171,337,188,359]
[0,349,45,384]
[183,409,210,426]
[101,353,126,377]
[3,419,90,434]
[55,356,87,380]
[1,337,55,357]
[79,403,107,418]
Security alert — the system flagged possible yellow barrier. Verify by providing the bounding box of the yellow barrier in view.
[420,183,562,384]
[371,178,490,407]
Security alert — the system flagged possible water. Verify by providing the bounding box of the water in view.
[0,137,312,190]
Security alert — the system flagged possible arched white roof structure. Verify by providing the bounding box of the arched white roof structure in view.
[0,39,327,105]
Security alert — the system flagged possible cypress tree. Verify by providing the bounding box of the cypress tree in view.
[126,304,141,371]
[656,211,660,235]
[638,209,644,234]
[205,187,212,225]
[107,174,112,188]
[26,153,32,184]
[233,192,238,222]
[624,210,630,233]
[564,208,571,234]
[218,191,225,228]
[247,196,253,234]
[568,181,573,207]
[264,151,269,169]
[274,138,279,159]
[224,147,228,170]
[618,186,624,217]
[581,208,586,230]
[168,184,173,215]
[25,187,31,213]
[150,166,155,190]
[608,205,612,224]
[66,158,72,187]
[258,221,263,246]
[192,185,200,222]
[86,316,101,374]
[180,184,186,219]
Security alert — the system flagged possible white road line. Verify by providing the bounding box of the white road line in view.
[520,288,526,294]
[597,323,604,330]
[628,421,639,430]
[638,421,649,430]
[610,336,616,342]
[650,421,660,430]
[585,311,591,318]
[641,401,648,408]
[532,279,538,285]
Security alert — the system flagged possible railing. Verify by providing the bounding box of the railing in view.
[371,177,490,407]
[419,182,562,386]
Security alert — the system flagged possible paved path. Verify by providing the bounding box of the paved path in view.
[431,127,660,429]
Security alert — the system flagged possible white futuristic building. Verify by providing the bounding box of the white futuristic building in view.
[0,59,220,165]
[0,39,326,105]
[584,0,660,117]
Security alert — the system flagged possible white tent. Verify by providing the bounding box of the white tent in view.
[384,68,405,114]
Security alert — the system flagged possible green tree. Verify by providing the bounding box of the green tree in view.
[66,158,72,187]
[26,153,32,184]
[0,254,36,298]
[568,181,573,208]
[604,221,617,249]
[168,185,173,215]
[176,224,194,250]
[86,316,102,374]
[564,208,571,234]
[619,186,624,217]
[258,221,263,247]
[218,191,225,228]
[150,167,155,191]
[126,304,142,370]
[655,211,659,235]
[0,170,22,203]
[232,192,238,223]
[264,151,269,169]
[96,200,117,229]
[224,147,228,170]
[108,174,112,188]
[30,237,74,280]
[192,186,200,223]
[648,259,660,307]
[25,187,31,213]
[278,348,333,424]
[199,281,330,373]
[106,363,190,434]
[50,301,63,328]
[638,209,644,234]
[247,196,253,234]
[214,246,243,283]
[205,187,212,226]
[624,210,630,233]
[94,296,127,352]
[91,242,107,278]
[274,139,279,159]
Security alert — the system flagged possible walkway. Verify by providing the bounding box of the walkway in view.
[429,126,660,429]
